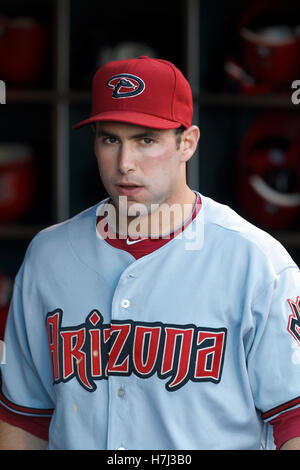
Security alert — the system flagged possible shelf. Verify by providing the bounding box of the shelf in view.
[6,90,91,103]
[6,90,56,103]
[196,92,298,109]
[7,89,297,108]
[0,224,47,239]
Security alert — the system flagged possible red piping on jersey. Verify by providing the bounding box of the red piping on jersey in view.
[0,379,53,417]
[261,396,300,421]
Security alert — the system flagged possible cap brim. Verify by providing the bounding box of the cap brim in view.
[72,111,183,130]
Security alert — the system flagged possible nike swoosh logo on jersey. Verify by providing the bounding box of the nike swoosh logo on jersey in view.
[126,238,147,245]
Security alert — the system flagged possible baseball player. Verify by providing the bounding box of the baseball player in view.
[0,56,300,450]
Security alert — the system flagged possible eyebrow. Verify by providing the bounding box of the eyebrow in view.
[96,128,161,140]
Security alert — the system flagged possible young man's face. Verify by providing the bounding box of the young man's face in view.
[94,121,196,217]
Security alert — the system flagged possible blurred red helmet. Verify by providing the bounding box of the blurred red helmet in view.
[0,144,36,222]
[237,112,300,230]
[238,0,300,85]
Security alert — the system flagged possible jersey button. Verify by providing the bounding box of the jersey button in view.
[117,387,125,398]
[121,299,130,309]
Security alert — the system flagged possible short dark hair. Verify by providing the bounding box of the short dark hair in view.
[174,125,186,148]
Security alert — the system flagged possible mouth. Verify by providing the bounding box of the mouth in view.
[116,183,144,196]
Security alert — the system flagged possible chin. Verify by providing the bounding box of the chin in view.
[117,199,150,217]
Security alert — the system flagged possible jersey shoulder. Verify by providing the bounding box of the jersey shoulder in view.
[201,194,297,274]
[34,202,99,243]
[15,201,104,283]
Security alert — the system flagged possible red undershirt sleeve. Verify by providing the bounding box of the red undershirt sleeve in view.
[0,402,50,441]
[270,406,300,450]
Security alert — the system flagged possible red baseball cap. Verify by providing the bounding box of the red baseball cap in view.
[72,56,193,130]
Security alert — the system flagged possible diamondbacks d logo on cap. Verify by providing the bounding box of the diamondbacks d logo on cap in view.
[107,73,145,99]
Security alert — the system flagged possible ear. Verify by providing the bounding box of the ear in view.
[180,125,200,163]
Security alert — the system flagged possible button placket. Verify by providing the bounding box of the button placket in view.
[117,386,126,399]
[111,269,137,320]
[108,380,128,450]
[108,268,139,450]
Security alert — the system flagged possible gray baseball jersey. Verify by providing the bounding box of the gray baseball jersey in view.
[1,192,300,450]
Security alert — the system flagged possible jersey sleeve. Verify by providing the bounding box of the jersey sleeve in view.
[247,265,300,422]
[0,265,55,423]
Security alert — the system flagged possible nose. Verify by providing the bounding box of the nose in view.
[118,142,136,174]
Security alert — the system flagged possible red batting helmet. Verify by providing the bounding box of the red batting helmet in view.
[0,144,36,222]
[238,0,300,86]
[237,112,300,230]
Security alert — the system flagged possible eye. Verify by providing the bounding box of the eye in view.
[101,136,119,145]
[140,137,155,145]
